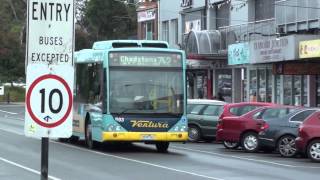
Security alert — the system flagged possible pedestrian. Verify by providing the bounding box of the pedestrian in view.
[217,92,225,101]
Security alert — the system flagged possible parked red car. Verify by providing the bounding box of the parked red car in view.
[216,106,299,152]
[296,111,320,162]
[217,102,275,149]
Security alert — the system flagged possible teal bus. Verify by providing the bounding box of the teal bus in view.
[72,40,187,152]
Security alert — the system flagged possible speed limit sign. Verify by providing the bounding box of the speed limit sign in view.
[25,64,74,138]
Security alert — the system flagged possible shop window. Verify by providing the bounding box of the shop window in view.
[293,75,302,106]
[317,76,320,107]
[258,69,266,102]
[275,75,281,104]
[217,70,232,102]
[171,19,178,45]
[146,21,154,40]
[216,2,230,28]
[249,70,257,102]
[283,75,293,105]
[303,76,308,106]
[266,69,272,102]
[242,68,247,102]
[162,21,169,42]
[255,0,275,21]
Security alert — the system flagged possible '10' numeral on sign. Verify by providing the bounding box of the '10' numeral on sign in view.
[39,89,63,114]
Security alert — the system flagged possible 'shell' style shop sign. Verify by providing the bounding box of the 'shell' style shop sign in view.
[25,0,75,138]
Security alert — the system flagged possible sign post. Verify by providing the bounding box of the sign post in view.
[25,1,75,179]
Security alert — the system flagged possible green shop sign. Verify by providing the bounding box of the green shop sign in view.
[228,43,249,65]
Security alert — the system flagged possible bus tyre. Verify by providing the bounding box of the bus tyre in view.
[58,138,68,142]
[69,135,79,143]
[156,142,169,153]
[85,119,98,149]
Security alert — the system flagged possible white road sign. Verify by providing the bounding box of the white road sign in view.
[25,65,73,137]
[26,0,74,66]
[25,0,74,138]
[0,86,4,96]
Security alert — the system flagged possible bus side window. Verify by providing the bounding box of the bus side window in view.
[76,63,89,103]
[103,67,107,113]
[88,63,102,104]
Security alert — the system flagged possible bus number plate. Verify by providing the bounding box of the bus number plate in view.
[142,134,154,140]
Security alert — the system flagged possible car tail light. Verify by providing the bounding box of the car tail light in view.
[260,122,269,131]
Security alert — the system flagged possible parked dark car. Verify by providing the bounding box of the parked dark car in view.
[296,110,320,162]
[218,102,275,149]
[187,99,226,142]
[216,106,299,153]
[258,108,317,157]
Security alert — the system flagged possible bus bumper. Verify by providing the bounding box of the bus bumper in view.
[102,132,188,142]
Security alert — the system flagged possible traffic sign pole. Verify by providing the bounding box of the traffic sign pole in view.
[25,0,75,179]
[41,137,49,180]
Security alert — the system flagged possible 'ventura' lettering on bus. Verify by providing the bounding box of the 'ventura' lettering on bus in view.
[131,120,169,128]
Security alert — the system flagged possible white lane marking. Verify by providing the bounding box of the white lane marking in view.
[0,128,224,180]
[0,109,18,115]
[172,146,320,169]
[0,126,24,136]
[1,126,320,170]
[4,116,25,121]
[0,157,61,180]
[54,142,225,180]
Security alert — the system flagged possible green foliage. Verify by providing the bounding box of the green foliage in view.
[84,0,137,41]
[0,0,26,83]
[0,86,25,102]
[0,0,139,82]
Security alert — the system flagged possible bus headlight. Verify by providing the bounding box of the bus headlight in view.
[180,126,187,132]
[107,124,123,132]
[107,125,115,131]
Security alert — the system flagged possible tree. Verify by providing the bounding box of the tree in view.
[84,0,137,41]
[0,0,26,83]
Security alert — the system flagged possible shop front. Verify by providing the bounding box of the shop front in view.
[228,42,250,102]
[137,6,158,40]
[246,35,318,106]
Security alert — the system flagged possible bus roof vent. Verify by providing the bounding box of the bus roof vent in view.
[141,42,168,48]
[112,42,140,48]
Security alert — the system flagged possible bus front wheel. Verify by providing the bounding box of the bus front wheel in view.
[85,118,99,149]
[156,142,169,153]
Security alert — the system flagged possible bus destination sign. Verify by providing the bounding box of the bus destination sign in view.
[109,52,182,67]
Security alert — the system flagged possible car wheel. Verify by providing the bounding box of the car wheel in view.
[241,132,259,153]
[85,119,98,149]
[223,141,239,149]
[277,135,297,158]
[307,139,320,162]
[188,125,201,142]
[156,142,169,153]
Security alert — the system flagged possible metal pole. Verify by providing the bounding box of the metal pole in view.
[41,137,49,180]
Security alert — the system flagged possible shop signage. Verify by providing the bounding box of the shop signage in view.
[249,36,296,63]
[250,35,318,64]
[181,0,192,8]
[137,9,155,22]
[273,63,320,75]
[228,43,249,65]
[185,19,201,33]
[299,39,320,59]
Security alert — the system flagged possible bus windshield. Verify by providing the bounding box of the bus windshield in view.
[109,69,184,115]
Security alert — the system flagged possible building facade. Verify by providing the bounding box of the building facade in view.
[156,0,320,106]
[137,0,158,40]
